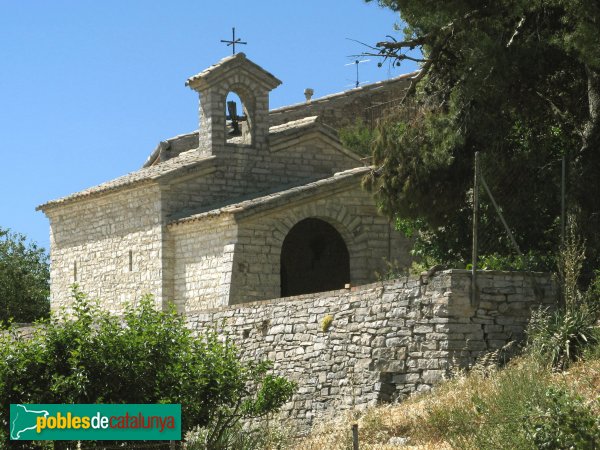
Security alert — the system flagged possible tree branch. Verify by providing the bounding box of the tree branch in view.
[358,51,430,63]
[375,8,483,52]
[376,36,428,49]
[507,16,526,47]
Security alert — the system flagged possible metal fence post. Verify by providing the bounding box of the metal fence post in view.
[352,423,359,450]
[561,156,566,246]
[472,152,480,307]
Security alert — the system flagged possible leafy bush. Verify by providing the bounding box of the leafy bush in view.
[527,306,599,370]
[0,287,296,449]
[476,252,555,272]
[527,223,600,370]
[524,387,600,449]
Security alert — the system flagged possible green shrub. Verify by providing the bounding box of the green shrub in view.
[0,287,296,449]
[526,220,600,370]
[425,356,600,449]
[425,359,547,449]
[527,306,599,370]
[476,252,555,272]
[524,387,600,449]
[185,421,266,450]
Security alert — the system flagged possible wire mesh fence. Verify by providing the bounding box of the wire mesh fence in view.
[365,100,423,131]
[33,442,176,450]
[473,151,565,272]
[77,443,173,450]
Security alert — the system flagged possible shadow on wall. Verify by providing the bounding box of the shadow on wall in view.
[280,218,350,297]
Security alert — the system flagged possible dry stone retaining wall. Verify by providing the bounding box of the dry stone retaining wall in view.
[186,270,555,427]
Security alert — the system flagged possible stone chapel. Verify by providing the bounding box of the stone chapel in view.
[37,53,413,314]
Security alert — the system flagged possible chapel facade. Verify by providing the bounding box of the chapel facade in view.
[38,54,413,314]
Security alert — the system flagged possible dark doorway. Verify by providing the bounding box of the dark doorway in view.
[280,218,350,297]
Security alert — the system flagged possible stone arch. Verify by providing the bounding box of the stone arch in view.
[272,204,361,247]
[265,201,368,296]
[222,82,256,146]
[280,218,350,297]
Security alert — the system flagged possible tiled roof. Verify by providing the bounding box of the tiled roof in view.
[269,116,320,134]
[269,71,418,116]
[36,116,346,211]
[168,166,371,226]
[36,151,215,211]
[186,53,281,91]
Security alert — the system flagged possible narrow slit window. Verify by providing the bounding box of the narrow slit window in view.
[129,250,133,272]
[73,261,78,282]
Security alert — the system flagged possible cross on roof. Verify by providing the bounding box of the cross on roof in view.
[220,27,247,55]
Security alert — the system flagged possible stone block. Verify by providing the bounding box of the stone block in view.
[392,372,420,384]
[422,369,445,384]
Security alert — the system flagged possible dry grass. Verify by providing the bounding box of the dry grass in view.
[551,357,600,415]
[289,349,600,450]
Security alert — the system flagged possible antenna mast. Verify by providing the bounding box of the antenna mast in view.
[345,59,370,88]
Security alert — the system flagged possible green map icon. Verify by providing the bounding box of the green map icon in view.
[10,404,49,440]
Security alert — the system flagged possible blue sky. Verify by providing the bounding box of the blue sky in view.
[0,1,417,250]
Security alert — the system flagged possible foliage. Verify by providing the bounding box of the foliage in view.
[524,387,600,449]
[393,216,468,268]
[338,119,376,157]
[526,223,599,370]
[321,314,334,332]
[0,288,296,449]
[185,419,295,450]
[292,353,599,449]
[476,252,555,272]
[363,0,600,275]
[556,215,587,306]
[0,227,49,323]
[292,341,600,449]
[423,359,553,449]
[394,217,554,271]
[527,306,598,371]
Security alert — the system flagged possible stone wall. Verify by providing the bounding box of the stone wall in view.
[153,73,414,165]
[45,185,166,313]
[167,179,411,313]
[229,185,411,306]
[186,270,556,427]
[163,136,359,219]
[170,216,238,311]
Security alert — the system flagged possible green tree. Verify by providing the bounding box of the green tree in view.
[339,119,377,157]
[0,289,296,449]
[363,0,600,274]
[0,227,49,323]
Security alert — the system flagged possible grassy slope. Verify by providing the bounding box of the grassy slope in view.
[291,348,600,450]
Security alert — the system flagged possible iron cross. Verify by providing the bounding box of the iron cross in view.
[220,27,247,55]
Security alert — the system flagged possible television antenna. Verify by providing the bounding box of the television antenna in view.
[345,59,370,88]
[345,80,370,88]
